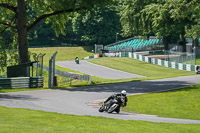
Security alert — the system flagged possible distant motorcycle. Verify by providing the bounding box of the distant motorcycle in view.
[197,66,200,74]
[98,95,126,113]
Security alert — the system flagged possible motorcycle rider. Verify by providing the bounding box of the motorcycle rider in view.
[103,90,128,113]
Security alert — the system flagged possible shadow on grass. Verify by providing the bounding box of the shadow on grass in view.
[170,84,200,92]
[81,46,95,53]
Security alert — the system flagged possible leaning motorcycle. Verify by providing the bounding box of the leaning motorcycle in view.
[99,95,125,113]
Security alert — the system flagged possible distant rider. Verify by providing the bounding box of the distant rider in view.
[75,56,79,64]
[196,66,200,74]
[103,90,128,113]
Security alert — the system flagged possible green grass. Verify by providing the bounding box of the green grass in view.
[124,84,200,120]
[28,46,94,88]
[0,88,46,93]
[89,57,195,83]
[29,47,196,85]
[196,55,200,65]
[1,48,200,132]
[29,46,94,66]
[0,106,200,133]
[197,60,200,65]
[2,48,197,90]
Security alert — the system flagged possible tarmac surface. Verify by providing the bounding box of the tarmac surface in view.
[56,60,145,79]
[0,75,200,124]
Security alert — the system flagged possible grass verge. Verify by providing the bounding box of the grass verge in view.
[124,84,200,120]
[29,46,94,66]
[0,88,46,93]
[196,55,200,65]
[89,57,195,84]
[0,106,200,133]
[29,47,196,85]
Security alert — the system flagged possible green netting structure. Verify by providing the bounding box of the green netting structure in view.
[104,37,162,51]
[186,38,200,43]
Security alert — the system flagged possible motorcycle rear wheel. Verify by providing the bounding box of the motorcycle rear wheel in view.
[108,104,119,113]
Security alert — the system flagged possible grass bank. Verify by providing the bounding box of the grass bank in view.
[124,84,200,120]
[89,57,195,84]
[29,47,94,88]
[0,106,200,133]
[29,46,94,66]
[29,47,195,84]
[196,55,200,65]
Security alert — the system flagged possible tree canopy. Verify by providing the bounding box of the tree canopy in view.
[0,0,112,64]
[28,5,122,46]
[0,0,200,68]
[119,0,200,51]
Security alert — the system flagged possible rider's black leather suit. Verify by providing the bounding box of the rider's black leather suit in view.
[104,93,128,113]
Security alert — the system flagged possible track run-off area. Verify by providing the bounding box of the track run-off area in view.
[0,61,200,124]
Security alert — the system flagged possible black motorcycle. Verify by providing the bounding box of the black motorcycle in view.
[99,95,125,113]
[197,66,200,74]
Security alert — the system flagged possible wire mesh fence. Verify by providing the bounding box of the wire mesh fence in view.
[164,51,196,65]
[44,56,92,88]
[36,53,46,77]
[55,69,91,82]
[56,76,88,87]
[48,51,57,88]
[43,65,92,87]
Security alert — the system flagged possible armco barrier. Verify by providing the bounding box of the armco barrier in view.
[43,65,92,83]
[121,52,197,72]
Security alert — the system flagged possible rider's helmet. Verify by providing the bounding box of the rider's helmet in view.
[121,90,127,96]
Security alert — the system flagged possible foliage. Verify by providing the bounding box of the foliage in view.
[168,0,200,39]
[119,0,200,51]
[119,0,175,37]
[0,37,18,73]
[0,37,6,72]
[0,0,113,64]
[125,84,200,120]
[28,5,123,46]
[72,5,122,45]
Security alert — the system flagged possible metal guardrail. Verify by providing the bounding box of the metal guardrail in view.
[55,69,91,82]
[43,65,91,83]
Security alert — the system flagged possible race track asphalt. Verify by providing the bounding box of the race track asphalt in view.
[0,75,200,124]
[56,60,145,79]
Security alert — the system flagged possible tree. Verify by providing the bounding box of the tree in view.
[141,2,180,50]
[0,0,112,64]
[168,0,200,50]
[72,5,122,45]
[119,0,200,51]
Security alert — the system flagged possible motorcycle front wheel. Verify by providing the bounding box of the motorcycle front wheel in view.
[98,105,104,112]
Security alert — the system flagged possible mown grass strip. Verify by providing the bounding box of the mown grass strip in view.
[125,84,200,120]
[29,46,94,65]
[29,47,196,85]
[89,57,195,80]
[0,106,200,133]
